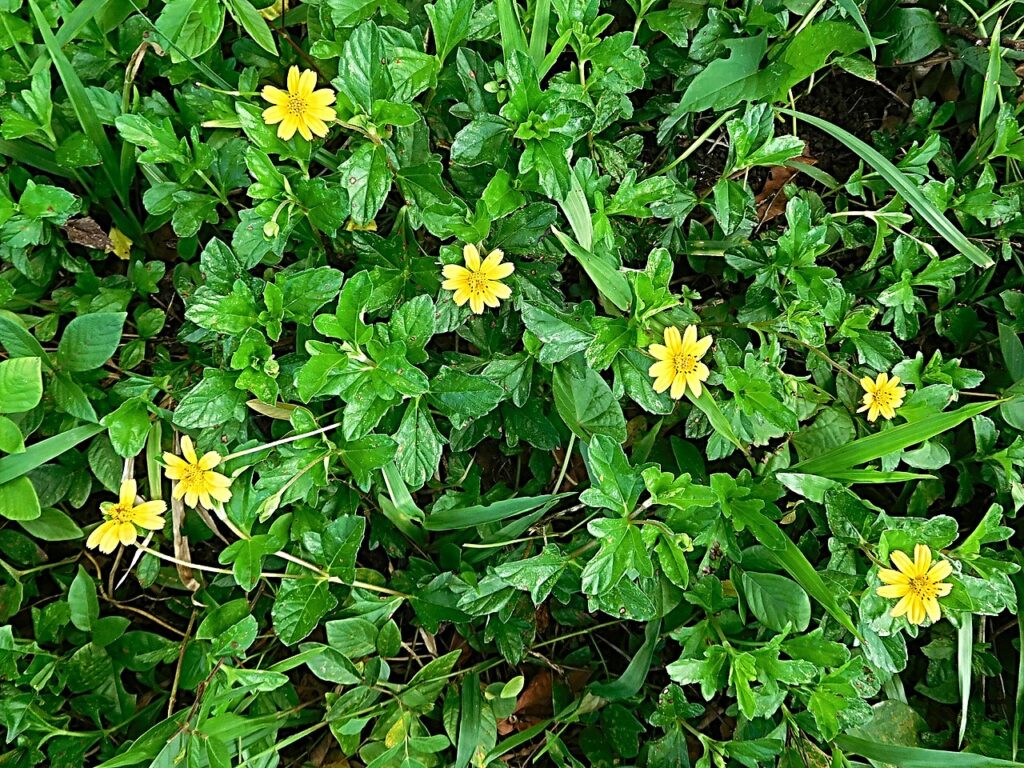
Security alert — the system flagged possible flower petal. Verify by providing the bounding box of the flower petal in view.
[686,374,703,398]
[278,117,299,141]
[198,452,222,470]
[648,343,667,360]
[487,280,512,300]
[262,105,285,125]
[669,375,686,400]
[889,594,913,618]
[860,375,876,392]
[87,520,117,551]
[119,478,137,507]
[913,544,932,573]
[287,66,301,93]
[180,435,198,465]
[98,521,122,554]
[469,295,485,314]
[692,334,713,358]
[928,559,952,581]
[924,597,941,623]
[310,89,336,107]
[682,325,698,347]
[889,549,914,575]
[261,85,288,105]
[299,68,317,95]
[878,567,909,585]
[296,119,313,141]
[463,244,481,270]
[876,584,908,599]
[664,326,681,349]
[486,261,515,279]
[443,264,470,280]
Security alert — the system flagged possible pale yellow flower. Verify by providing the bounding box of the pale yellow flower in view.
[648,325,713,399]
[163,435,233,510]
[441,244,514,314]
[261,66,336,141]
[876,544,953,625]
[858,372,906,422]
[86,479,166,554]
[107,228,132,260]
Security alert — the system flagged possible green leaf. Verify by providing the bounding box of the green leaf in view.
[676,34,777,114]
[271,577,338,645]
[0,357,42,413]
[0,476,41,521]
[774,22,869,99]
[741,571,811,632]
[223,0,277,55]
[780,109,993,268]
[551,228,631,311]
[590,619,662,700]
[580,434,645,516]
[426,0,473,67]
[427,367,505,429]
[394,398,444,489]
[102,398,151,458]
[154,0,226,63]
[174,371,247,429]
[337,22,392,114]
[56,312,127,372]
[552,359,627,442]
[69,565,98,631]
[340,142,392,226]
[875,7,944,66]
[18,507,84,541]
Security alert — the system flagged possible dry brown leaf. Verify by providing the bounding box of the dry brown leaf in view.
[63,218,112,250]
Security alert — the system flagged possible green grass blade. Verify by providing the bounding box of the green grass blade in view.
[733,506,862,640]
[0,139,74,178]
[779,108,994,268]
[425,493,569,531]
[529,0,551,67]
[826,469,936,483]
[687,388,750,459]
[27,0,141,238]
[836,736,1024,767]
[978,18,1002,135]
[29,0,110,75]
[0,424,104,485]
[792,400,1002,476]
[957,615,972,746]
[591,619,662,700]
[453,672,482,768]
[495,0,528,62]
[1012,553,1024,761]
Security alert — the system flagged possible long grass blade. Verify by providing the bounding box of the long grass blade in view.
[1012,554,1024,761]
[957,615,972,746]
[425,493,569,531]
[29,0,110,75]
[836,736,1024,767]
[495,0,528,62]
[453,672,482,768]
[733,506,862,640]
[687,388,750,459]
[0,140,74,178]
[792,400,1002,476]
[27,0,141,237]
[779,108,994,268]
[529,0,551,67]
[0,425,104,485]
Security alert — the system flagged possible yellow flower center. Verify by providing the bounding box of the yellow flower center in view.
[285,94,309,117]
[180,464,208,490]
[871,388,894,407]
[466,272,488,294]
[908,575,940,600]
[108,503,135,523]
[672,352,698,376]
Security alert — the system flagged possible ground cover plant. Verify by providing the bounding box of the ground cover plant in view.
[1,0,1024,764]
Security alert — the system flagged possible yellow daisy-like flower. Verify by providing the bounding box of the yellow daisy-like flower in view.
[86,479,166,554]
[261,66,336,142]
[858,372,906,422]
[441,244,514,314]
[876,544,953,625]
[162,435,233,510]
[647,325,713,400]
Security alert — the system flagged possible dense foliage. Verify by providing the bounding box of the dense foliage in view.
[1,0,1024,765]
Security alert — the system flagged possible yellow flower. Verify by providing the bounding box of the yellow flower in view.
[261,66,336,142]
[163,435,233,510]
[86,479,166,554]
[876,544,953,625]
[858,372,906,422]
[647,325,713,399]
[441,244,514,314]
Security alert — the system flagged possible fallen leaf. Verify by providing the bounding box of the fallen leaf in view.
[63,217,112,250]
[108,227,133,260]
